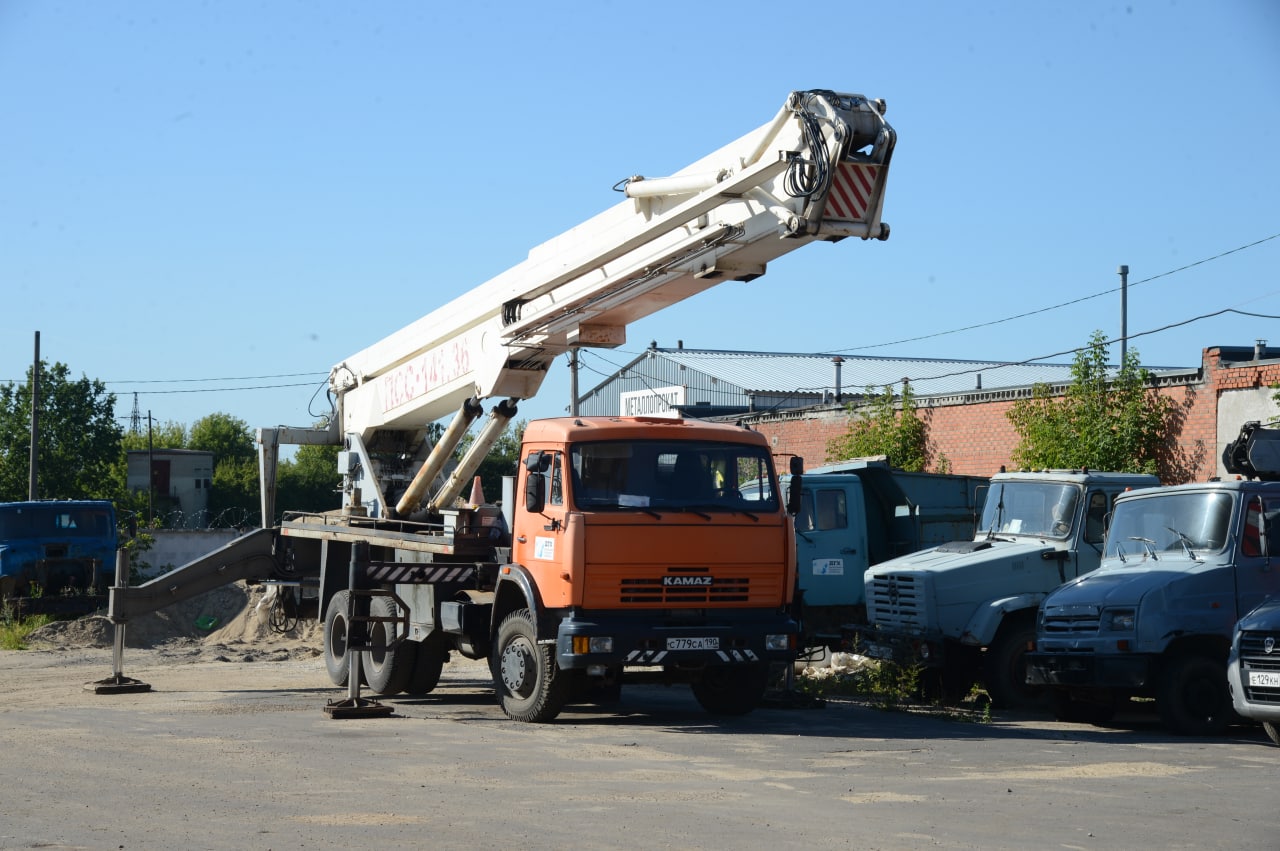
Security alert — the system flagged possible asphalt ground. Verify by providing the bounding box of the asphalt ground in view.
[1,645,1276,851]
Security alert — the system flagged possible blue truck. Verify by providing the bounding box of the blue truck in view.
[0,500,118,605]
[1028,477,1280,734]
[775,459,987,641]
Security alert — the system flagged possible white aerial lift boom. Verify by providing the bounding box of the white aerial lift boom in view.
[258,89,896,524]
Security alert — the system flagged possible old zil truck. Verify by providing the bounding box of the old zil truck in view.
[1030,423,1280,735]
[107,89,898,722]
[0,500,117,615]
[850,469,1159,708]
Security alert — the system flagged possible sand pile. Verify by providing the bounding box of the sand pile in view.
[27,581,322,657]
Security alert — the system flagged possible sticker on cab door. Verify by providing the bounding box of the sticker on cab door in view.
[812,558,844,576]
[534,537,555,560]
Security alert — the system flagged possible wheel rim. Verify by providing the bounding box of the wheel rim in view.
[500,636,536,698]
[331,613,348,659]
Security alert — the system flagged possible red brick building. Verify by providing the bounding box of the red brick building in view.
[743,345,1280,484]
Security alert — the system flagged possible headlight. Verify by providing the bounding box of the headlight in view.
[765,634,791,651]
[1105,610,1135,631]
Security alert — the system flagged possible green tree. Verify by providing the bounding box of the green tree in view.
[209,456,259,526]
[0,361,123,502]
[276,443,342,517]
[188,413,254,464]
[1006,331,1174,475]
[187,413,258,524]
[826,382,929,472]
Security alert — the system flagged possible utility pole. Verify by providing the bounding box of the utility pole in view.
[28,331,40,500]
[1118,264,1129,365]
[569,349,580,416]
[147,411,154,528]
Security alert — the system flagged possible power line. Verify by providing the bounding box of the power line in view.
[829,231,1280,354]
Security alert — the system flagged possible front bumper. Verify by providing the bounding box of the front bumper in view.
[1025,651,1153,690]
[555,609,797,671]
[841,624,946,668]
[1227,653,1280,725]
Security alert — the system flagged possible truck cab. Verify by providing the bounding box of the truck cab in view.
[854,470,1157,708]
[1029,479,1280,734]
[767,460,984,638]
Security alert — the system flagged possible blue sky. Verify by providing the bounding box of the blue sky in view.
[2,1,1278,437]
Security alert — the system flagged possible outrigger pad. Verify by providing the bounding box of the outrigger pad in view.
[323,697,394,719]
[85,675,152,695]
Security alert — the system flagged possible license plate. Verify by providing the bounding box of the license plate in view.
[1249,670,1280,688]
[667,637,719,651]
[864,643,894,660]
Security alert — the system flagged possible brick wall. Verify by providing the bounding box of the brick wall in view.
[745,347,1280,484]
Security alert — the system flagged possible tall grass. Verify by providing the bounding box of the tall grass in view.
[0,603,53,650]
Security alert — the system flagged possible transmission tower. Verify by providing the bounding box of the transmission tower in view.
[130,392,142,435]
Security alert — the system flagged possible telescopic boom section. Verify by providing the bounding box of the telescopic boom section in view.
[260,89,895,522]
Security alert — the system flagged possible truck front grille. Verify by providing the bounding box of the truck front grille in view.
[1041,612,1101,636]
[1238,630,1280,705]
[619,577,750,605]
[866,573,925,630]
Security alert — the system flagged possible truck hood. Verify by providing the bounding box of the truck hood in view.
[868,537,1074,606]
[1042,561,1205,611]
[872,537,1057,572]
[1236,595,1280,632]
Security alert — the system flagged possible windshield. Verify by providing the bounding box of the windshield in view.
[570,440,777,512]
[978,481,1080,539]
[1105,491,1233,560]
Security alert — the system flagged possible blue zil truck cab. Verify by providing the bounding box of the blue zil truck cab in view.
[0,500,118,599]
[1028,479,1280,735]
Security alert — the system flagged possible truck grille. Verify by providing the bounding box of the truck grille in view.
[866,573,925,630]
[1238,630,1280,705]
[619,577,750,605]
[1041,612,1101,635]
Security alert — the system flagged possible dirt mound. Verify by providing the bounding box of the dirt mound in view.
[27,581,321,653]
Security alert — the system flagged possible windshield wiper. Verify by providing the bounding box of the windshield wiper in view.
[1164,526,1203,562]
[1128,536,1158,560]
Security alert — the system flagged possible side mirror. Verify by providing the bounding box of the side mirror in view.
[524,452,550,513]
[786,456,804,517]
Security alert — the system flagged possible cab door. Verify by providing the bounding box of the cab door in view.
[512,449,572,607]
[795,481,869,606]
[1236,494,1280,619]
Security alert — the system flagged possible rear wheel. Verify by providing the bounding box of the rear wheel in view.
[364,594,415,696]
[491,609,570,723]
[1157,654,1232,736]
[691,664,770,716]
[405,631,449,696]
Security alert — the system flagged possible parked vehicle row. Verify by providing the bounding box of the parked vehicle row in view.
[1026,421,1280,742]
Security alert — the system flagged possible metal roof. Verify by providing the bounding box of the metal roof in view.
[647,348,1079,397]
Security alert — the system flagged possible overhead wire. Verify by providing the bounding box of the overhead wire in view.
[829,231,1280,354]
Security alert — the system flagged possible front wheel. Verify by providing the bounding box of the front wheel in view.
[983,623,1041,711]
[491,609,570,723]
[1263,721,1280,747]
[691,664,770,716]
[1157,653,1233,736]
